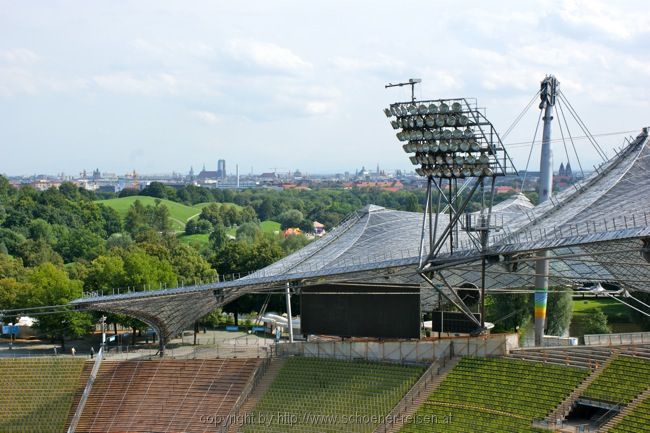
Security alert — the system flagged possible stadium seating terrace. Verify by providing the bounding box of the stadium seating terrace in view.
[75,358,260,433]
[582,355,650,405]
[399,357,588,433]
[242,357,424,433]
[610,395,650,433]
[0,357,87,433]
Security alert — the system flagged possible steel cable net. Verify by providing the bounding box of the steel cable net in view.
[70,129,650,340]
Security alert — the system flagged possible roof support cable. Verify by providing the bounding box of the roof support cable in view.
[558,92,608,160]
[502,89,541,141]
[556,98,585,178]
[553,104,575,177]
[520,107,544,192]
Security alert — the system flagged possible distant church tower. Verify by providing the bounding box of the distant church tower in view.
[558,162,565,177]
[565,162,573,178]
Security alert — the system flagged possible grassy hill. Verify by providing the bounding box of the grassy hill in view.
[98,196,204,232]
[97,197,240,232]
[99,196,280,243]
[179,220,282,247]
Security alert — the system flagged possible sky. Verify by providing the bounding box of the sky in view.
[0,0,649,176]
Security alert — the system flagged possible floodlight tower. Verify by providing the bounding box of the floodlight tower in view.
[534,75,559,346]
[384,82,516,332]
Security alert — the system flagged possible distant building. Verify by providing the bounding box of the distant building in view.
[313,221,325,237]
[558,161,573,178]
[344,180,404,192]
[259,172,279,184]
[283,227,302,237]
[495,186,516,194]
[197,169,220,181]
[217,159,226,179]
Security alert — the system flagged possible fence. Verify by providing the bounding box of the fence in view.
[67,346,104,433]
[373,356,451,433]
[277,334,518,363]
[584,331,650,346]
[217,356,272,433]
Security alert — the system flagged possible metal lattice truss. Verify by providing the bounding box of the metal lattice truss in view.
[71,129,650,341]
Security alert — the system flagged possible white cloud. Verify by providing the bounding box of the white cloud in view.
[224,39,312,75]
[192,110,222,125]
[331,54,404,74]
[0,68,39,97]
[93,72,178,95]
[304,100,335,115]
[1,48,39,65]
[560,0,650,40]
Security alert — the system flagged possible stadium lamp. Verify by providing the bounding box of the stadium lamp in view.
[385,98,504,179]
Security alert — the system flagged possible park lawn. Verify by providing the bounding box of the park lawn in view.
[572,297,631,322]
[260,220,281,234]
[98,196,240,232]
[178,233,210,247]
[98,196,203,231]
[571,297,641,335]
[178,220,280,246]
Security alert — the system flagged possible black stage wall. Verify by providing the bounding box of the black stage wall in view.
[430,311,481,334]
[300,282,420,339]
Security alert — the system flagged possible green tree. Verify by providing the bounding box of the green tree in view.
[106,232,134,250]
[185,219,212,235]
[0,278,28,310]
[629,291,650,331]
[278,209,304,230]
[24,263,92,350]
[0,228,26,255]
[0,253,25,279]
[121,248,177,291]
[141,182,167,199]
[486,292,531,333]
[124,199,149,237]
[281,234,311,253]
[57,228,106,262]
[545,289,574,336]
[209,224,228,251]
[16,239,64,267]
[236,222,261,242]
[199,203,224,226]
[151,200,172,232]
[28,219,55,243]
[84,255,126,294]
[582,308,611,335]
[166,242,217,285]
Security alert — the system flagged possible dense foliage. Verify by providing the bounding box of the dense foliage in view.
[0,175,546,344]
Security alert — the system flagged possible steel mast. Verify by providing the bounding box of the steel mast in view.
[534,75,558,346]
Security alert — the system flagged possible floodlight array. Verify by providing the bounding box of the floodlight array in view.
[384,99,499,178]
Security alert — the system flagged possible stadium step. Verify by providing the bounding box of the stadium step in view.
[598,385,650,431]
[372,356,460,433]
[63,361,93,432]
[504,345,650,369]
[545,354,614,425]
[74,358,261,432]
[227,357,286,433]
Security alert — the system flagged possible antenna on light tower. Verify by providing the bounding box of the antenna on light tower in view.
[385,78,422,102]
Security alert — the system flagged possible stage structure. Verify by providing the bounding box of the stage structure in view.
[384,79,517,333]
